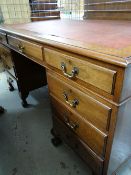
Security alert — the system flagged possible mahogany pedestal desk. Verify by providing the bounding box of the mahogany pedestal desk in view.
[0,19,131,175]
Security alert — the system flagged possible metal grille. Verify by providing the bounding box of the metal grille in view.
[0,0,131,24]
[58,0,85,20]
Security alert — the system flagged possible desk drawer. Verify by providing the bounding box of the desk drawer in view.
[0,44,15,77]
[45,48,116,94]
[53,115,104,175]
[51,96,107,158]
[8,35,43,61]
[0,31,7,44]
[47,71,112,133]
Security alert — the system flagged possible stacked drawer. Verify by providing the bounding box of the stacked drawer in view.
[0,44,16,90]
[44,47,117,174]
[0,45,15,77]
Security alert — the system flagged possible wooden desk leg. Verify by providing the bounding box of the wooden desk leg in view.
[11,50,47,108]
[19,91,29,108]
[7,77,15,91]
[51,128,62,147]
[0,106,5,114]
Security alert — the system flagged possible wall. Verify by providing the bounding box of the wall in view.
[0,0,31,24]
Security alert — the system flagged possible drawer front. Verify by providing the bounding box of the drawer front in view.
[0,45,15,77]
[0,31,7,44]
[47,71,112,133]
[53,115,103,175]
[0,45,13,67]
[2,56,15,78]
[7,35,43,61]
[45,48,116,94]
[51,96,107,158]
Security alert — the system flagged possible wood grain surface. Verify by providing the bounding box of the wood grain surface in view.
[47,70,112,133]
[45,48,117,94]
[1,19,131,66]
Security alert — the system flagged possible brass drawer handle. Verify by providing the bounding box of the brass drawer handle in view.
[63,92,79,108]
[17,44,25,53]
[61,62,79,79]
[64,116,79,131]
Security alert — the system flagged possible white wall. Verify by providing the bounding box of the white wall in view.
[0,0,31,24]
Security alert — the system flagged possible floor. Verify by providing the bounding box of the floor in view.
[115,157,131,175]
[0,73,92,175]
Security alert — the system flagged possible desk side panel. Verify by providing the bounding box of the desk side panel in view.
[107,100,131,174]
[120,65,131,102]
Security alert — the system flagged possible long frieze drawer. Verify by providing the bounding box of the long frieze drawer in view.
[47,71,112,133]
[7,35,43,61]
[51,96,107,158]
[44,48,117,94]
[53,115,104,175]
[0,31,7,44]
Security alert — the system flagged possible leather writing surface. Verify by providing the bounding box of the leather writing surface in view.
[2,19,131,59]
[7,20,131,49]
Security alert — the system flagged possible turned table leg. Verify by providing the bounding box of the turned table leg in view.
[0,106,5,114]
[7,78,15,92]
[19,91,29,108]
[51,128,62,147]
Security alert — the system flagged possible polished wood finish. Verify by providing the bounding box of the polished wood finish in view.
[45,48,117,94]
[52,115,104,175]
[0,19,131,174]
[0,37,47,107]
[50,96,107,158]
[107,99,131,174]
[47,70,112,133]
[1,20,131,62]
[8,35,43,61]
